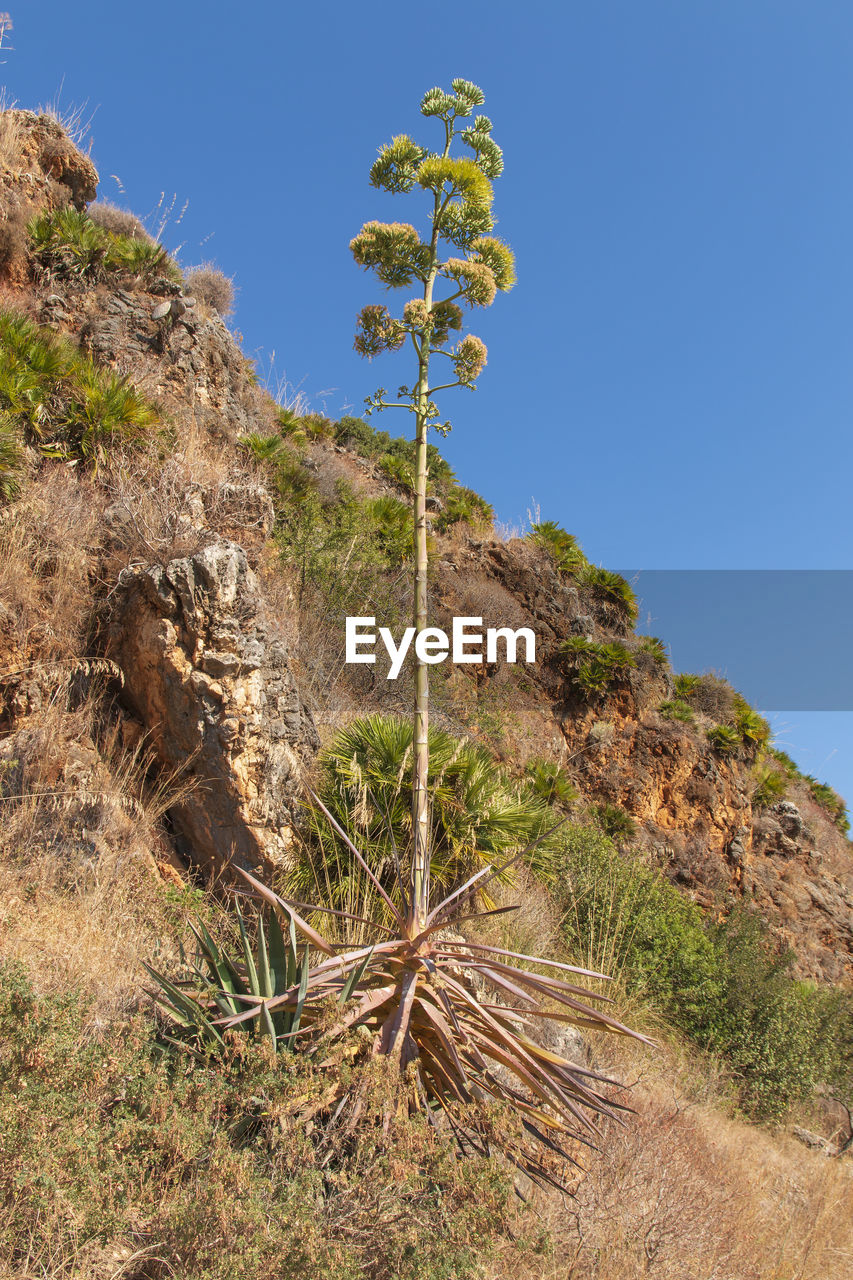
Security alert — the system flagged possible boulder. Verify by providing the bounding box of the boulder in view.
[110,537,318,879]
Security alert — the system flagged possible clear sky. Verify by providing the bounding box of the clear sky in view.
[4,1,852,803]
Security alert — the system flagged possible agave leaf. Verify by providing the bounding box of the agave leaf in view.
[235,899,261,999]
[235,866,335,955]
[340,946,375,1004]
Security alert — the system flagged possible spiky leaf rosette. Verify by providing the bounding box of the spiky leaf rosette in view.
[216,794,647,1191]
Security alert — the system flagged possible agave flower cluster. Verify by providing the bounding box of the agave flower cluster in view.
[349,79,516,424]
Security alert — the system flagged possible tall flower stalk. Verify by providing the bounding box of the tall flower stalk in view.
[351,79,515,929]
[151,81,644,1190]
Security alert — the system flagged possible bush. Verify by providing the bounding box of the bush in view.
[335,415,390,457]
[524,758,578,809]
[368,494,413,565]
[805,777,850,836]
[526,520,586,571]
[86,200,152,241]
[658,699,695,724]
[732,694,771,753]
[434,485,494,532]
[576,565,638,620]
[638,635,668,665]
[751,761,788,808]
[592,802,637,843]
[0,409,25,499]
[0,309,160,477]
[27,207,181,285]
[559,636,637,695]
[0,960,518,1279]
[552,834,853,1119]
[294,714,560,921]
[707,723,740,754]
[183,263,236,315]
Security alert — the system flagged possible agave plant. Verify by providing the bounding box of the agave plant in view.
[216,791,647,1188]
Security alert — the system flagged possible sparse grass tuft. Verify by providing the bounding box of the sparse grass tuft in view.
[86,200,152,241]
[185,262,236,315]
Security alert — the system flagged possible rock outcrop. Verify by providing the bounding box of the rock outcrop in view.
[110,538,318,879]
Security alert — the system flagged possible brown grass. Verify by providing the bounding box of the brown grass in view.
[0,698,194,1020]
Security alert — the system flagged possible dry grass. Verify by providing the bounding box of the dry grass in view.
[0,469,103,679]
[497,1031,853,1280]
[0,697,193,1021]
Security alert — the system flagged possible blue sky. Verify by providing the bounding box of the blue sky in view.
[4,1,852,802]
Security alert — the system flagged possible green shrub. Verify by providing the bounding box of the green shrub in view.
[576,565,638,620]
[751,762,788,808]
[592,802,637,843]
[295,714,560,921]
[28,207,180,285]
[0,309,159,478]
[732,694,771,752]
[658,699,695,724]
[434,485,494,531]
[524,758,578,809]
[673,673,702,699]
[551,835,853,1119]
[559,636,637,695]
[638,635,668,665]
[378,451,415,490]
[0,960,518,1279]
[805,777,850,836]
[526,520,586,571]
[368,494,413,565]
[0,409,25,499]
[334,415,390,457]
[65,359,159,462]
[707,724,740,754]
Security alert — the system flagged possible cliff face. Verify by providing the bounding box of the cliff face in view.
[0,112,850,985]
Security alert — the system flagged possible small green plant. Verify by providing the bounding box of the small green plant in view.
[560,636,637,695]
[434,484,494,531]
[707,724,740,754]
[146,900,365,1054]
[658,699,696,724]
[526,520,586,570]
[592,802,637,843]
[751,762,788,808]
[0,409,25,499]
[335,414,389,456]
[673,673,702,699]
[732,694,771,752]
[576,565,638,620]
[0,309,160,481]
[368,494,414,565]
[638,635,668,665]
[805,777,850,836]
[28,207,180,285]
[524,758,579,809]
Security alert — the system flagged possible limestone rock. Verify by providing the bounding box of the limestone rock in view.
[110,537,318,878]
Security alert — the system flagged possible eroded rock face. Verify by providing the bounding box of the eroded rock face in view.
[110,538,318,878]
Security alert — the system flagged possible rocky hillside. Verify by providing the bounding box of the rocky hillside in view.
[0,108,849,991]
